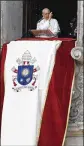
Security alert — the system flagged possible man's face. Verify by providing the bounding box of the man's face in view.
[42,10,50,20]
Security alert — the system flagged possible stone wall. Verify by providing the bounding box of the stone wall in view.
[1,1,23,46]
[68,0,83,132]
[65,1,83,146]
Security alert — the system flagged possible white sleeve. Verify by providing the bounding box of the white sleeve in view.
[37,20,50,30]
[50,20,60,36]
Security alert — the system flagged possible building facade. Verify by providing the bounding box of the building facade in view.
[0,1,84,146]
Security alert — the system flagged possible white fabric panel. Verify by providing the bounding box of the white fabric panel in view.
[1,40,62,146]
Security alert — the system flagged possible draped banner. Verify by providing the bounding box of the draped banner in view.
[0,38,75,146]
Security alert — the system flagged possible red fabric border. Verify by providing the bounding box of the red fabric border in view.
[38,41,75,146]
[0,44,7,131]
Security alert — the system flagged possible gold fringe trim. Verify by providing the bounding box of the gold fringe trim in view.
[62,62,76,146]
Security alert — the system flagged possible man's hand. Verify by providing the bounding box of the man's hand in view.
[49,12,53,20]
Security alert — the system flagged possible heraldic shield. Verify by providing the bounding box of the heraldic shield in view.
[17,65,34,85]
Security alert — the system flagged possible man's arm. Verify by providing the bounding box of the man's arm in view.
[51,20,60,36]
[37,20,50,30]
[37,12,53,30]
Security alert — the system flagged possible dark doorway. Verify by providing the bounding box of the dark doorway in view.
[22,0,77,37]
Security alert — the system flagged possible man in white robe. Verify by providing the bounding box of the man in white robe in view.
[36,8,60,37]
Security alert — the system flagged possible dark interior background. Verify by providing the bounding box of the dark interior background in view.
[23,0,77,37]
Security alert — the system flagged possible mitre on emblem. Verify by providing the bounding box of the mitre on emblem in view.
[22,50,32,65]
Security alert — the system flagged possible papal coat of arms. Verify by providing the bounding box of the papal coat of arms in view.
[11,50,40,92]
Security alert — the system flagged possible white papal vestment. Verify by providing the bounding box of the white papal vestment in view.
[37,18,60,37]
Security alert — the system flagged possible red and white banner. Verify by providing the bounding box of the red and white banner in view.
[0,38,75,146]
